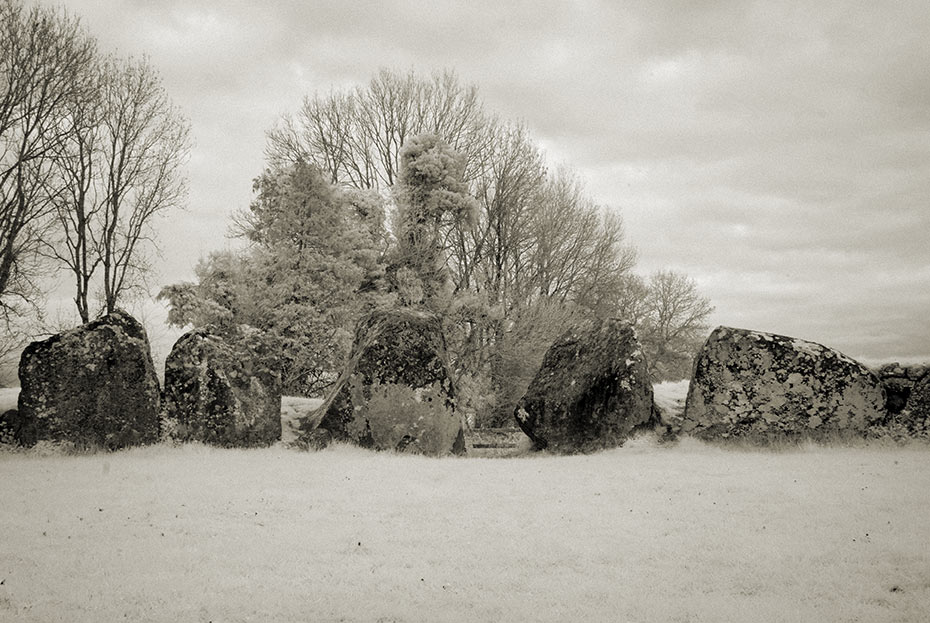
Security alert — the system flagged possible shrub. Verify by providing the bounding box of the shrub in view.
[347,378,462,456]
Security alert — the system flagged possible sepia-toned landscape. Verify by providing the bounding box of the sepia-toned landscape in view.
[3,1,930,621]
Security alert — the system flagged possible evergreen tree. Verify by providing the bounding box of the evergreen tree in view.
[160,162,386,395]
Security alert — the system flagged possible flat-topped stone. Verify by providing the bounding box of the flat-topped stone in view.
[17,310,160,449]
[683,326,886,441]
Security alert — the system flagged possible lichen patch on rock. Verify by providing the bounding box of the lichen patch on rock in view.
[162,326,282,447]
[683,326,886,442]
[307,308,464,456]
[515,317,655,453]
[16,310,161,449]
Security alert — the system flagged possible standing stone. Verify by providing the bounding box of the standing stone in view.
[514,318,655,453]
[163,326,282,447]
[683,326,886,441]
[1,409,34,446]
[17,310,160,449]
[876,362,915,415]
[897,369,930,437]
[309,309,465,456]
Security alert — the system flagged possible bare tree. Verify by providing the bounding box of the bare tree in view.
[48,57,102,322]
[448,122,546,307]
[640,269,714,380]
[614,273,650,327]
[51,54,190,321]
[97,56,189,315]
[0,0,95,320]
[266,68,495,189]
[528,168,637,313]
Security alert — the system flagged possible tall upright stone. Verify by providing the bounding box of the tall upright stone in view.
[163,326,282,447]
[875,362,928,416]
[898,369,930,437]
[17,310,161,449]
[683,326,886,441]
[514,318,655,453]
[308,308,464,456]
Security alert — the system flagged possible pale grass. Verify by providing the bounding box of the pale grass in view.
[1,439,929,622]
[0,388,18,413]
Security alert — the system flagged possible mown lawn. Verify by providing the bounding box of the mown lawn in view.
[1,437,928,622]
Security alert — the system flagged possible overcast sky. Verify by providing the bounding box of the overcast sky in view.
[45,0,930,363]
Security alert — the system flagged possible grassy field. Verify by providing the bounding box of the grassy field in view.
[1,437,929,622]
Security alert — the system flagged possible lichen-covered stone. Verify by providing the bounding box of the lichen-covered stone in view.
[0,409,33,446]
[906,364,928,381]
[163,326,282,447]
[896,372,930,437]
[309,309,464,456]
[875,362,929,416]
[17,310,160,449]
[683,326,886,441]
[514,318,655,453]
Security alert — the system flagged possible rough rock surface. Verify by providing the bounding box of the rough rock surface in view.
[514,318,655,453]
[163,326,282,447]
[311,309,465,456]
[1,409,33,446]
[902,373,930,436]
[683,327,886,440]
[875,362,929,415]
[877,364,930,437]
[17,310,160,449]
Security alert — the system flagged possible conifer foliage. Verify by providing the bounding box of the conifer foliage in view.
[159,162,386,395]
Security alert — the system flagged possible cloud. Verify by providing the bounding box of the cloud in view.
[42,0,930,361]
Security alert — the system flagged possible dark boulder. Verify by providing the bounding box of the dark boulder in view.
[17,310,160,450]
[309,309,464,456]
[1,408,35,446]
[163,326,282,447]
[683,327,886,441]
[876,362,912,415]
[895,370,930,437]
[514,318,655,453]
[875,362,929,416]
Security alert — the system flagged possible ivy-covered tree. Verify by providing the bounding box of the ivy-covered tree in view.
[391,133,477,309]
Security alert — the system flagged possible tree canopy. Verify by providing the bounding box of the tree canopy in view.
[1,0,189,327]
[160,161,386,395]
[163,67,714,406]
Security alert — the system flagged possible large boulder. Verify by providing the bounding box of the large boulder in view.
[310,309,465,456]
[683,327,886,441]
[514,318,655,453]
[880,365,930,438]
[874,362,928,415]
[17,310,160,449]
[163,326,282,447]
[901,373,930,436]
[1,409,34,446]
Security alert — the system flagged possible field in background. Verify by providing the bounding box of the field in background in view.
[653,379,689,417]
[2,439,929,622]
